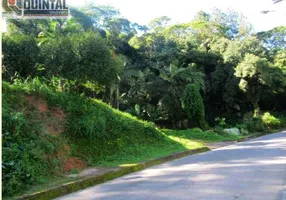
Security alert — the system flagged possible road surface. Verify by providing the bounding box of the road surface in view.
[56,131,286,200]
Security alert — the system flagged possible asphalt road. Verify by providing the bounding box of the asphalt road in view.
[56,131,286,200]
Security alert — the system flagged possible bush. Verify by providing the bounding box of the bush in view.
[245,117,267,132]
[235,123,249,135]
[2,34,39,80]
[215,117,227,128]
[262,112,281,129]
[280,116,286,127]
[237,111,286,133]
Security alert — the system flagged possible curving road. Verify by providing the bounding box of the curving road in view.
[56,131,286,200]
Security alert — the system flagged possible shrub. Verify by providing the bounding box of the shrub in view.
[280,116,286,127]
[2,34,39,80]
[236,123,249,135]
[215,117,227,128]
[262,112,281,129]
[237,111,285,133]
[245,116,267,132]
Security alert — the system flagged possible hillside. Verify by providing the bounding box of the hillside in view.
[2,80,204,197]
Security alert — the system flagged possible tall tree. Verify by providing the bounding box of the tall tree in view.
[234,54,282,115]
[182,84,207,129]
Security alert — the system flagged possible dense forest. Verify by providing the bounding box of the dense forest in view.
[2,3,286,197]
[3,5,286,128]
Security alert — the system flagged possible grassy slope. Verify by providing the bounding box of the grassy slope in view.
[2,80,239,197]
[163,128,240,143]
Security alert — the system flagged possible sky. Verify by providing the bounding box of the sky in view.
[68,0,286,32]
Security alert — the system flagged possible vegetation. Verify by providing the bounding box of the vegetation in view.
[2,83,61,196]
[2,3,286,198]
[182,84,206,129]
[2,79,223,197]
[163,128,240,143]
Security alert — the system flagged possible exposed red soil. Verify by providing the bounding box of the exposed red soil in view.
[63,157,88,172]
[25,95,66,135]
[51,107,66,119]
[25,95,87,173]
[25,95,48,112]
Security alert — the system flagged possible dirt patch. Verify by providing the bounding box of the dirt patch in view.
[25,95,48,112]
[25,95,66,135]
[64,157,88,173]
[51,107,66,119]
[53,145,88,174]
[56,145,71,159]
[24,95,88,174]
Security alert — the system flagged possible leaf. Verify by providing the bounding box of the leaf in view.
[170,63,178,76]
[159,69,170,82]
[38,32,46,38]
[38,38,49,46]
[174,67,188,76]
[50,21,60,32]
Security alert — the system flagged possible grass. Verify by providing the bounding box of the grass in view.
[162,128,241,143]
[93,139,204,167]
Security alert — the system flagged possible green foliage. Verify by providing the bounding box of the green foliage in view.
[257,26,286,49]
[245,117,267,132]
[2,34,40,80]
[3,79,184,167]
[234,53,284,113]
[148,16,171,31]
[74,32,121,85]
[3,7,286,198]
[181,84,207,129]
[41,32,120,86]
[262,112,281,128]
[215,117,227,128]
[6,19,51,36]
[237,112,284,132]
[162,128,239,143]
[38,19,83,46]
[4,7,286,126]
[2,87,60,197]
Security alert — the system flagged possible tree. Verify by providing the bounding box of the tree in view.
[148,16,171,32]
[5,19,50,36]
[70,7,94,31]
[38,19,83,46]
[257,26,286,50]
[156,61,205,128]
[41,32,121,87]
[181,84,207,129]
[74,4,120,29]
[234,54,275,115]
